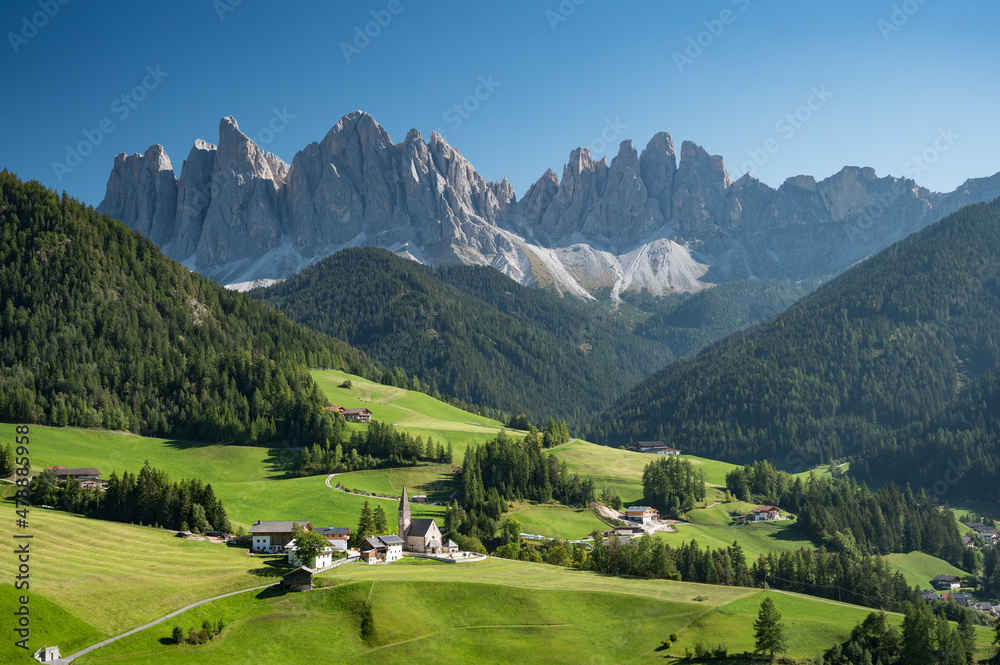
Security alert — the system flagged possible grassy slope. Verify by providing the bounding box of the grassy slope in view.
[75,560,996,664]
[0,505,278,638]
[6,422,444,532]
[657,523,817,560]
[335,465,458,501]
[505,501,607,540]
[310,369,516,465]
[0,585,106,663]
[883,551,970,590]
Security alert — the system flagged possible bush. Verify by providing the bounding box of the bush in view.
[669,633,679,642]
[171,626,184,644]
[340,380,352,389]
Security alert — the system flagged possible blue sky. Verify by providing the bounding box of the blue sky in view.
[1,0,997,207]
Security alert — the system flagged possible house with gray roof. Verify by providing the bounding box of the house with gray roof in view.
[360,534,404,564]
[249,520,313,553]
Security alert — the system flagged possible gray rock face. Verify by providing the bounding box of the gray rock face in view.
[98,111,1000,297]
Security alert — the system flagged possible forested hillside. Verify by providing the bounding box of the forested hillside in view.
[252,247,816,422]
[0,171,378,445]
[590,198,1000,498]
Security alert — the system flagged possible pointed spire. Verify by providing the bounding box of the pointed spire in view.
[400,485,410,512]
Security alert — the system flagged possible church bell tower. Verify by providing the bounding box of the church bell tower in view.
[398,485,411,536]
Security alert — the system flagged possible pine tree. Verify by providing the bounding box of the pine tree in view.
[753,596,788,659]
[372,505,388,535]
[901,601,935,665]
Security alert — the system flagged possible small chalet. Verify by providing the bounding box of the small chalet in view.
[343,407,373,423]
[33,645,61,662]
[951,592,974,605]
[281,566,315,592]
[45,466,106,490]
[324,405,345,414]
[627,441,680,455]
[932,575,962,590]
[749,506,781,522]
[315,527,350,551]
[968,601,1000,617]
[920,589,941,601]
[249,520,313,553]
[624,506,660,525]
[285,539,337,569]
[360,535,404,564]
[961,536,975,548]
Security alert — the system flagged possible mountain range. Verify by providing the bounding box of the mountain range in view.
[97,112,1000,297]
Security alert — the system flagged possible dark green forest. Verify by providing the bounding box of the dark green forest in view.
[0,172,379,445]
[590,198,1000,499]
[251,246,814,423]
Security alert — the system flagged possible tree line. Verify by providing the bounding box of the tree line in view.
[30,461,230,533]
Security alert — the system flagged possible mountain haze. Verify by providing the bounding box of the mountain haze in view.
[98,112,1000,298]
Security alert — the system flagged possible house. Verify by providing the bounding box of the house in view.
[360,535,404,564]
[285,539,337,569]
[399,487,447,553]
[45,466,106,490]
[315,527,350,551]
[979,529,999,546]
[33,646,61,662]
[445,539,459,554]
[281,566,315,592]
[343,408,373,423]
[951,592,974,605]
[749,506,781,522]
[967,601,999,617]
[961,536,975,548]
[624,506,660,525]
[249,520,313,553]
[627,441,681,455]
[932,575,962,590]
[324,405,345,414]
[920,589,941,601]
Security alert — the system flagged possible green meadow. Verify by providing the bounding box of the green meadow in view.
[505,501,608,540]
[657,521,818,560]
[334,464,458,501]
[883,551,970,590]
[310,369,520,464]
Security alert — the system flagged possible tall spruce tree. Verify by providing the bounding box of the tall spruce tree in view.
[753,596,788,659]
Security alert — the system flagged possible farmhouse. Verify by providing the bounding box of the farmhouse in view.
[343,407,373,423]
[932,574,962,590]
[249,520,313,553]
[45,466,106,490]
[360,534,404,564]
[920,589,941,601]
[624,506,660,525]
[749,506,781,522]
[627,441,680,455]
[281,566,315,592]
[315,527,350,551]
[285,539,337,569]
[398,487,447,553]
[324,405,345,414]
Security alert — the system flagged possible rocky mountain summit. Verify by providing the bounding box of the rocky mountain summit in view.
[98,112,1000,297]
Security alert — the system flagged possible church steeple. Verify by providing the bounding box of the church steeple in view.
[398,485,411,536]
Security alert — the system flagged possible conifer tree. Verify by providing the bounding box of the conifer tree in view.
[753,596,788,659]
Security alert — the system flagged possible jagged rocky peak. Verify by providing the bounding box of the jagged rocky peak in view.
[99,109,1000,298]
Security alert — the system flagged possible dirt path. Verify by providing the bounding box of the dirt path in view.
[58,584,274,663]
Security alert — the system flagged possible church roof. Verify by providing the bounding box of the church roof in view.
[407,518,438,537]
[399,486,410,513]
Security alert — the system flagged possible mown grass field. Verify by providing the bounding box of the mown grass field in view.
[683,500,760,525]
[334,465,458,501]
[505,501,608,540]
[0,585,107,664]
[0,504,277,638]
[657,522,817,560]
[310,369,518,465]
[883,551,970,590]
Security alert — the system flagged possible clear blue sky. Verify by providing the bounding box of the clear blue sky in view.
[2,0,997,207]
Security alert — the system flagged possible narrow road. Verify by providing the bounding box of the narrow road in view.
[325,473,395,499]
[59,583,273,663]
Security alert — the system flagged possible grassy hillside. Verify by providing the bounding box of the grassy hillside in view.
[505,501,607,540]
[311,369,512,465]
[71,559,996,664]
[883,551,970,590]
[11,423,444,530]
[657,522,817,560]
